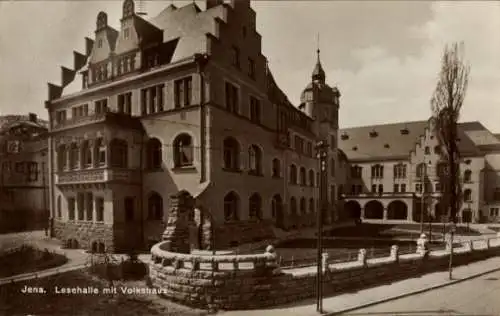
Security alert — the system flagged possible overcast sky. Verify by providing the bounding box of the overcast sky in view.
[0,0,499,131]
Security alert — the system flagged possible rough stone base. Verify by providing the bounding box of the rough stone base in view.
[53,220,115,252]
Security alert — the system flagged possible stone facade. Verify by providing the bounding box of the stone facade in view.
[53,219,114,252]
[150,237,500,310]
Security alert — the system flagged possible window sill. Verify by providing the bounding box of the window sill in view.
[172,165,196,173]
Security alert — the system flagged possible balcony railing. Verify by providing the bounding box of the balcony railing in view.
[56,168,140,185]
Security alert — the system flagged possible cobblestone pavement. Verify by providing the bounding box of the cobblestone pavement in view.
[342,269,500,316]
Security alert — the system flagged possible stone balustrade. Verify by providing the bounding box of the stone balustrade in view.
[149,236,500,311]
[56,168,140,185]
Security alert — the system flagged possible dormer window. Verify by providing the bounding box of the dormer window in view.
[341,133,349,140]
[124,28,130,39]
[400,128,409,135]
[369,130,378,138]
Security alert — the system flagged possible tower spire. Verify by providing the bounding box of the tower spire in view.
[312,32,325,83]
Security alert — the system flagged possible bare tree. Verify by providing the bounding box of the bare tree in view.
[431,42,470,223]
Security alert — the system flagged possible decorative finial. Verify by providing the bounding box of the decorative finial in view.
[316,33,320,58]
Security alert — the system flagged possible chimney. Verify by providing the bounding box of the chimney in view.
[206,0,223,9]
[28,113,37,122]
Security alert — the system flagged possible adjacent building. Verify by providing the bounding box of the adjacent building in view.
[0,113,49,232]
[339,120,500,224]
[44,0,343,252]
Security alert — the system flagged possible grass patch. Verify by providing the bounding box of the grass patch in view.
[0,270,207,316]
[0,245,67,278]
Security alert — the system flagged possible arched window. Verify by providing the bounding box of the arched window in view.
[463,169,472,183]
[309,198,315,213]
[271,194,282,218]
[148,192,163,220]
[173,134,193,167]
[308,170,315,187]
[330,158,335,177]
[463,189,472,202]
[290,165,297,184]
[57,196,62,218]
[300,197,306,214]
[249,193,262,220]
[416,163,427,178]
[224,191,239,221]
[69,143,79,169]
[248,145,262,174]
[299,167,306,185]
[147,138,162,169]
[272,158,281,178]
[290,197,297,216]
[223,137,240,170]
[110,139,128,168]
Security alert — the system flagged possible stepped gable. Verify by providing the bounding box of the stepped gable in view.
[339,120,483,161]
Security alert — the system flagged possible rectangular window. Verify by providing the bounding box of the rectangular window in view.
[416,183,422,193]
[371,184,377,193]
[330,134,336,149]
[98,39,102,48]
[95,99,108,114]
[28,162,38,182]
[124,28,130,39]
[125,197,134,221]
[394,184,399,193]
[401,184,406,193]
[232,46,240,68]
[174,77,192,108]
[86,193,93,221]
[15,162,25,173]
[435,182,442,192]
[141,89,147,115]
[249,96,261,124]
[306,142,313,157]
[68,198,76,220]
[141,85,164,114]
[225,82,239,114]
[96,197,104,222]
[494,188,500,201]
[248,58,255,79]
[378,184,383,194]
[77,193,85,221]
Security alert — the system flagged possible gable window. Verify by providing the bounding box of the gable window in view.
[416,163,427,179]
[249,96,261,124]
[231,46,240,68]
[118,92,132,115]
[223,137,240,171]
[173,134,194,167]
[147,138,162,170]
[463,169,472,183]
[248,145,262,175]
[174,77,192,108]
[225,82,239,114]
[272,158,281,178]
[248,58,255,79]
[98,39,103,48]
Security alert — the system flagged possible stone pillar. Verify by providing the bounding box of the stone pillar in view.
[390,245,399,262]
[162,190,194,254]
[358,248,367,267]
[322,252,329,273]
[383,207,388,220]
[416,233,429,256]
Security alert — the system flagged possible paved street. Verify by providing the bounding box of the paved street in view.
[343,269,500,316]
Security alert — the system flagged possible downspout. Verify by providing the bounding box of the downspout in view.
[46,102,56,238]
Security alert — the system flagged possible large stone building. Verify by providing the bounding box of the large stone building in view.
[44,0,344,252]
[339,120,500,224]
[0,113,49,232]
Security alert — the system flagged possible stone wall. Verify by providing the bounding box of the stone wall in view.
[149,237,500,311]
[53,220,114,252]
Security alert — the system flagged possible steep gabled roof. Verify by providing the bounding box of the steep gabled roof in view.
[339,120,485,161]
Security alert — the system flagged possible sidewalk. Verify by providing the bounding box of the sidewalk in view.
[217,256,500,316]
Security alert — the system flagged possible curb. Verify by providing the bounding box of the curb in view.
[326,264,500,315]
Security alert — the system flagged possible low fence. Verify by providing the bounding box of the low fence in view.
[149,235,500,311]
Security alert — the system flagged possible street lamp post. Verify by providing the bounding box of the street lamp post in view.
[448,221,456,280]
[315,140,328,314]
